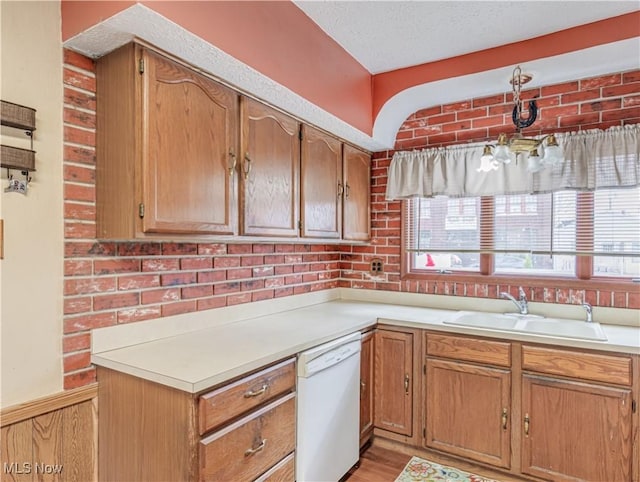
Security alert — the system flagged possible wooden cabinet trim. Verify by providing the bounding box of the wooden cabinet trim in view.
[426,332,511,368]
[198,358,295,435]
[360,330,375,446]
[522,344,632,386]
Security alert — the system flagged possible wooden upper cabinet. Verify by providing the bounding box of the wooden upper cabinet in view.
[240,97,300,237]
[300,125,342,238]
[96,43,239,239]
[343,145,371,241]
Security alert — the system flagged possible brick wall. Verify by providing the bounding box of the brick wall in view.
[340,69,640,309]
[63,47,639,390]
[62,50,340,389]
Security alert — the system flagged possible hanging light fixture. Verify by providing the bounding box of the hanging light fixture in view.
[478,65,564,173]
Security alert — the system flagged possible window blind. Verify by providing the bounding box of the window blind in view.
[405,186,640,276]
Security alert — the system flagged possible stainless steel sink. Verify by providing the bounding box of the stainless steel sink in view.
[444,311,608,341]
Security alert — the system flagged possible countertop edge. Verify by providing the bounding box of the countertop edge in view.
[91,300,639,394]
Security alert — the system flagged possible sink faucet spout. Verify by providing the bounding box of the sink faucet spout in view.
[500,287,529,315]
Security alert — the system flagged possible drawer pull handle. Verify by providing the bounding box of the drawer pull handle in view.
[244,384,268,398]
[524,414,530,436]
[244,439,266,457]
[501,408,508,430]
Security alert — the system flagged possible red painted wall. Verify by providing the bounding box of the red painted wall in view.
[61,1,373,134]
[372,12,640,120]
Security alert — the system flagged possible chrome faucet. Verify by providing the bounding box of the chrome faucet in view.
[500,287,529,315]
[582,302,593,323]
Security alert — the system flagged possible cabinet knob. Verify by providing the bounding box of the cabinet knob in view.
[345,182,351,199]
[501,408,508,430]
[337,181,344,198]
[404,373,410,394]
[524,413,530,436]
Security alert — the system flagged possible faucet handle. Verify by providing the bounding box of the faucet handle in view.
[518,286,527,300]
[581,302,593,323]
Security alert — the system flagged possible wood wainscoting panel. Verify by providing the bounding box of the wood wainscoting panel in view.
[0,388,97,482]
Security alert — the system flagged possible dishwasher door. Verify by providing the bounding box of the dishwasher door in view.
[296,332,361,482]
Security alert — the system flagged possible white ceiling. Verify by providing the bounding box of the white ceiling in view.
[294,1,640,74]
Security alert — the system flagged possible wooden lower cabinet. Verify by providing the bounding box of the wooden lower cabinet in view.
[98,358,296,481]
[522,374,633,481]
[368,330,638,482]
[374,329,414,437]
[425,358,511,468]
[360,330,374,446]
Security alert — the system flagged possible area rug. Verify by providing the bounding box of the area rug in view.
[394,456,499,482]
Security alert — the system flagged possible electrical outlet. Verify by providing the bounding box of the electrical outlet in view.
[370,258,383,274]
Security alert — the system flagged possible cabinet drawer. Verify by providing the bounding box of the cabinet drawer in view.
[522,345,632,386]
[255,452,295,482]
[200,392,296,481]
[427,333,511,367]
[199,358,295,434]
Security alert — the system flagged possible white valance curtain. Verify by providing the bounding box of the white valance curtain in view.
[385,124,640,199]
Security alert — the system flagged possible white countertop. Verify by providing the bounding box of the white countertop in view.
[92,295,640,393]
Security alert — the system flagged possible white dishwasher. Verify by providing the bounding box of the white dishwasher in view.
[296,332,362,482]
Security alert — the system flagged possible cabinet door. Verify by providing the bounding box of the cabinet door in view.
[359,331,374,446]
[240,97,300,237]
[143,49,238,234]
[374,330,413,436]
[522,374,633,482]
[342,145,371,241]
[300,125,342,238]
[425,358,511,468]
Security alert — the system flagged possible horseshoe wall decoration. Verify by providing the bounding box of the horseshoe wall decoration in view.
[512,100,538,129]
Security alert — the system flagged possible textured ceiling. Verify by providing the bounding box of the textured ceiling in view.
[294,1,640,74]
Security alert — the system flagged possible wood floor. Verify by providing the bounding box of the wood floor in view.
[345,440,530,482]
[345,444,412,482]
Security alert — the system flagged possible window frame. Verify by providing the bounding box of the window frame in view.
[401,192,637,290]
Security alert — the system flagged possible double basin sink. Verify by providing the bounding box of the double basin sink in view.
[443,311,608,341]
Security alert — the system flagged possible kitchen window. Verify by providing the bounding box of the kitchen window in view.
[404,186,640,279]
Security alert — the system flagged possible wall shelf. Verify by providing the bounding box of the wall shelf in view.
[1,145,36,171]
[1,100,36,131]
[1,100,36,174]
